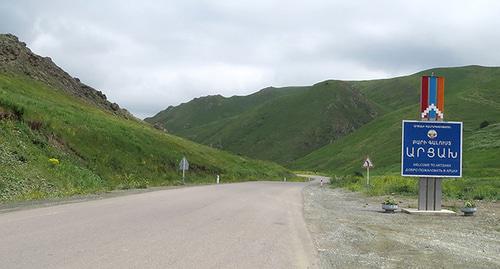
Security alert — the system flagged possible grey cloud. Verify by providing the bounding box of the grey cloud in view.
[1,0,499,118]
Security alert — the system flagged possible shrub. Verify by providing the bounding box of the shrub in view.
[48,158,60,166]
[28,120,43,131]
[354,171,363,177]
[464,200,476,208]
[0,99,25,120]
[382,197,398,205]
[479,120,490,129]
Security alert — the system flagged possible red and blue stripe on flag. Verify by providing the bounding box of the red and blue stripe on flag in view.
[421,75,444,120]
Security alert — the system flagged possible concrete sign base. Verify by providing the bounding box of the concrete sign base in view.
[401,208,456,216]
[418,178,442,210]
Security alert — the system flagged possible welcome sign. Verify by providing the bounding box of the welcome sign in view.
[401,120,462,177]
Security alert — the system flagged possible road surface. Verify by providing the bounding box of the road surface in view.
[0,181,319,269]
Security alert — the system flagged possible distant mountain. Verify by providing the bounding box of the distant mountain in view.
[146,81,379,164]
[292,66,500,177]
[147,66,500,177]
[0,34,290,202]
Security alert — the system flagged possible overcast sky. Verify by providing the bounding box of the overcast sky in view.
[1,1,500,118]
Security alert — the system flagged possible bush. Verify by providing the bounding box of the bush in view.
[28,120,43,131]
[330,174,499,201]
[479,120,490,129]
[354,171,363,177]
[0,98,25,120]
[443,178,499,201]
[330,174,417,196]
[117,174,149,190]
[48,158,60,166]
[382,197,398,205]
[329,175,360,188]
[464,200,476,208]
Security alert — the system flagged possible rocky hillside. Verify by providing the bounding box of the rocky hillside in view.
[0,33,132,118]
[0,34,291,202]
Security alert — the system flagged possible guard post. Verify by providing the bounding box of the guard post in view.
[401,74,463,213]
[179,156,189,185]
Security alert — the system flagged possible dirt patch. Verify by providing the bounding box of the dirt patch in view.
[303,185,500,269]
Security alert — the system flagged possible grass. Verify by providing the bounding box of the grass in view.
[292,66,500,186]
[146,81,378,165]
[145,65,500,201]
[150,65,500,178]
[0,73,292,202]
[329,174,499,201]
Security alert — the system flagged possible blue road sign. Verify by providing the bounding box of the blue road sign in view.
[401,120,462,177]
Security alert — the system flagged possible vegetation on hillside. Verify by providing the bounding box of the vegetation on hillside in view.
[292,66,500,178]
[292,66,500,199]
[329,175,498,200]
[0,74,291,202]
[149,66,500,178]
[147,81,379,164]
[149,65,499,199]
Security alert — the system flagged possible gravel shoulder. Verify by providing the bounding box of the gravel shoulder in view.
[303,184,500,269]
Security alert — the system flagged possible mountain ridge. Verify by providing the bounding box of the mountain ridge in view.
[146,65,500,176]
[147,80,379,164]
[0,33,133,119]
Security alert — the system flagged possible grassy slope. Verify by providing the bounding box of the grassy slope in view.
[0,74,291,201]
[291,66,500,199]
[147,81,379,164]
[145,86,307,130]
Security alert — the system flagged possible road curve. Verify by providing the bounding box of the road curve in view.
[0,181,318,269]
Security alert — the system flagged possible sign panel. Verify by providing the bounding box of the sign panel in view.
[179,157,189,171]
[401,120,462,177]
[363,158,373,168]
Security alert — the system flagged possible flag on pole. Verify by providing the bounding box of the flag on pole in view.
[421,75,445,120]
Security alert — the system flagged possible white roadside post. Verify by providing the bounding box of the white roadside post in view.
[367,166,369,185]
[179,156,189,185]
[363,157,374,186]
[216,174,220,184]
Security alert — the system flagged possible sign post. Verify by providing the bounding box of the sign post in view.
[363,157,374,186]
[179,156,189,185]
[401,74,462,212]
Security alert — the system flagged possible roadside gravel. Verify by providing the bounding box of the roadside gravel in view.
[303,184,500,269]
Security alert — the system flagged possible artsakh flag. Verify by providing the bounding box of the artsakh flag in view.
[421,75,444,120]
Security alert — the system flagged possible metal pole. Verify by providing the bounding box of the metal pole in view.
[182,168,185,185]
[367,166,370,186]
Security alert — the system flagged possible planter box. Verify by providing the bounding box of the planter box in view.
[461,207,477,216]
[382,204,398,213]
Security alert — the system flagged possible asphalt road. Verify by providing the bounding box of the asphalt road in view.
[0,181,319,269]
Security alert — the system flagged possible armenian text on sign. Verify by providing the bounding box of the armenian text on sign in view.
[401,120,462,178]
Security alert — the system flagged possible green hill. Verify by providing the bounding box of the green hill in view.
[145,86,307,131]
[0,34,290,202]
[147,65,500,181]
[292,66,500,178]
[146,81,379,164]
